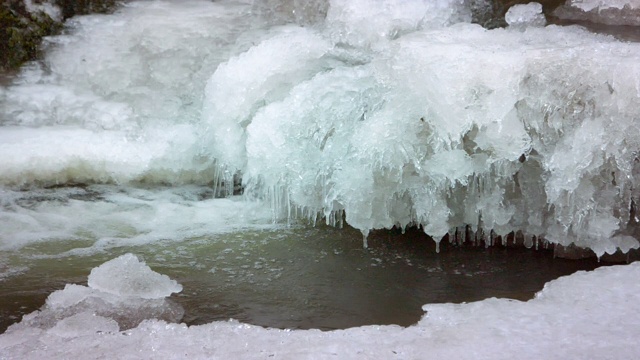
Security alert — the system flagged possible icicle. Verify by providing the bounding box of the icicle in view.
[435,239,440,253]
[362,229,369,249]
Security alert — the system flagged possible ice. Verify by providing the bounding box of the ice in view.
[326,0,473,47]
[1,261,639,358]
[564,0,640,12]
[4,254,184,335]
[2,0,640,257]
[215,19,640,257]
[505,2,546,28]
[88,253,182,299]
[554,0,640,26]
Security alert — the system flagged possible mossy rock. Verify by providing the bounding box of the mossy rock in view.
[1,0,118,71]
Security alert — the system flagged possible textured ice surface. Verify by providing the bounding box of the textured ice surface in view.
[554,0,640,26]
[88,253,182,298]
[505,2,546,28]
[219,21,640,256]
[1,261,639,359]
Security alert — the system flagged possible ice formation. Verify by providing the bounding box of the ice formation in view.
[1,260,639,358]
[554,0,640,26]
[4,254,184,335]
[505,2,546,28]
[205,2,640,256]
[88,253,182,298]
[1,0,640,258]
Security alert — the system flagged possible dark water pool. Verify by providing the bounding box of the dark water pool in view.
[0,225,605,333]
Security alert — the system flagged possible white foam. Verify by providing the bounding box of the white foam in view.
[0,186,277,252]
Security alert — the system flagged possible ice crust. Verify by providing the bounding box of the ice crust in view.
[1,0,640,256]
[1,260,639,359]
[554,0,640,26]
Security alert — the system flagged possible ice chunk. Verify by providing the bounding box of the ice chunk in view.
[7,254,184,333]
[88,253,182,299]
[505,3,546,28]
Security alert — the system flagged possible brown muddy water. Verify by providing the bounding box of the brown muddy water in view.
[0,225,605,334]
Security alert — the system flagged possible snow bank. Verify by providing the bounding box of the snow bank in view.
[1,258,639,359]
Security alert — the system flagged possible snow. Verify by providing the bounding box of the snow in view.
[1,257,639,359]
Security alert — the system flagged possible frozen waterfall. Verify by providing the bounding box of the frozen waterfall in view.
[1,0,640,258]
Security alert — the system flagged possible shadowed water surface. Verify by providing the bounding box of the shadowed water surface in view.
[0,225,603,333]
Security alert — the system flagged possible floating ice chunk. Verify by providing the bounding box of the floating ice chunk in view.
[505,3,546,28]
[88,253,182,299]
[7,254,184,334]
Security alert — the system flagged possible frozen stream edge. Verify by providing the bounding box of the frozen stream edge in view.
[1,260,639,359]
